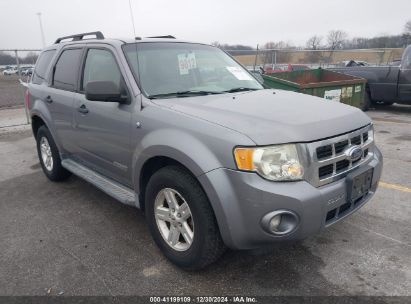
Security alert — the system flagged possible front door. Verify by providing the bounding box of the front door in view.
[72,47,133,187]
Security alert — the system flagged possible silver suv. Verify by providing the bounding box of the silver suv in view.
[27,32,383,269]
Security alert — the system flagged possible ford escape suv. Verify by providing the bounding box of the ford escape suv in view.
[27,32,383,269]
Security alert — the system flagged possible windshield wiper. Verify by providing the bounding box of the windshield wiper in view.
[223,87,260,93]
[148,90,222,99]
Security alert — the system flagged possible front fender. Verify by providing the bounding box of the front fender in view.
[132,127,247,247]
[132,128,226,193]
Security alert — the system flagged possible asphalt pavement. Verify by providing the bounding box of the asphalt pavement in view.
[0,105,410,296]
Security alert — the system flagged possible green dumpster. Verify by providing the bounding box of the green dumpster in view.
[262,68,367,109]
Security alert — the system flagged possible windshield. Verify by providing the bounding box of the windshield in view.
[123,42,263,98]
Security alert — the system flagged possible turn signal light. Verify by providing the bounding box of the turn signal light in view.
[234,148,255,171]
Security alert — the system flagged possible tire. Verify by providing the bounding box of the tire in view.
[145,165,226,270]
[361,91,371,111]
[36,125,71,182]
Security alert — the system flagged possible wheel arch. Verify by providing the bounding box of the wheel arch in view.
[30,103,62,151]
[138,156,195,211]
[136,154,232,248]
[31,115,47,137]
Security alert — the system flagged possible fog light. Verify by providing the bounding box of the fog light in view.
[269,215,282,232]
[261,210,299,236]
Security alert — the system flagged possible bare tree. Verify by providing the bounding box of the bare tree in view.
[263,41,292,49]
[405,20,411,34]
[21,52,39,64]
[306,35,322,50]
[403,20,411,46]
[262,41,293,64]
[327,30,348,50]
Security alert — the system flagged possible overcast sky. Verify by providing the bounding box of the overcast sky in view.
[1,0,410,49]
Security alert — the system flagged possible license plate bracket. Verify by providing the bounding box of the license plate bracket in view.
[346,166,373,202]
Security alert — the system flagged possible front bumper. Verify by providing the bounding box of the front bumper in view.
[198,147,383,249]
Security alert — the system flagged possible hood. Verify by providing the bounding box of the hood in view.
[153,89,371,145]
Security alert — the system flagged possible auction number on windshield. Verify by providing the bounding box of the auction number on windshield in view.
[178,52,197,75]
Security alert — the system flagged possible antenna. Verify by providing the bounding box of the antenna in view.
[127,0,143,109]
[128,0,137,38]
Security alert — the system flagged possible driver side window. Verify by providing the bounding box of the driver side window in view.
[82,48,125,93]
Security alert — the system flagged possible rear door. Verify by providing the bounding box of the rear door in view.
[398,46,411,103]
[30,49,56,117]
[72,45,133,186]
[47,47,84,152]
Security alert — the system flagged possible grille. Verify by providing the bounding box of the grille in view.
[316,145,332,160]
[319,164,333,178]
[351,135,361,145]
[306,125,374,187]
[334,140,348,154]
[336,159,349,172]
[325,191,370,224]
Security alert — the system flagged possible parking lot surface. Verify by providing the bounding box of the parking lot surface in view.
[0,75,27,109]
[0,105,410,296]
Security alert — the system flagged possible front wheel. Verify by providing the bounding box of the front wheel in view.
[145,166,226,270]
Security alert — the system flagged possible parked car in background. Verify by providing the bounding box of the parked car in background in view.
[21,67,34,76]
[330,45,411,109]
[3,68,18,75]
[263,63,310,74]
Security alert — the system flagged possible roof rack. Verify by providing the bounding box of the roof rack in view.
[146,35,176,39]
[54,31,105,44]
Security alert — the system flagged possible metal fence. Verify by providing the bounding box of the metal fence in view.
[226,48,404,70]
[0,49,41,128]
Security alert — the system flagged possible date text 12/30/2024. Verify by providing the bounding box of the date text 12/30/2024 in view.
[150,296,257,303]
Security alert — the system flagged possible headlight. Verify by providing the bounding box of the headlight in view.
[234,144,304,181]
[368,125,374,142]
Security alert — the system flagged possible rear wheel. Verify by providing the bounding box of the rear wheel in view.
[145,166,226,270]
[36,125,71,181]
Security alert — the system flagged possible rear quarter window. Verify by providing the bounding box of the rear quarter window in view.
[52,48,83,91]
[32,50,56,85]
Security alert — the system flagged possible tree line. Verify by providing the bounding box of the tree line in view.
[213,20,411,51]
[0,52,39,66]
[2,21,411,65]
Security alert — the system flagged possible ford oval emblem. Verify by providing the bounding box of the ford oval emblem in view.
[345,146,363,162]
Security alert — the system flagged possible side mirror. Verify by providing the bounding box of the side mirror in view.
[85,81,127,102]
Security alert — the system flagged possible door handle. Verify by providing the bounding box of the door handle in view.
[45,95,53,104]
[77,104,89,114]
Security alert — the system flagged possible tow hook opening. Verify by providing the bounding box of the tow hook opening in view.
[261,210,299,235]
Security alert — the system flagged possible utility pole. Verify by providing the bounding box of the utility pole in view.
[36,12,46,48]
[253,44,259,72]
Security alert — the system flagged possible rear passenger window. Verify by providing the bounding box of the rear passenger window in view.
[52,48,82,91]
[32,50,56,85]
[81,49,122,91]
